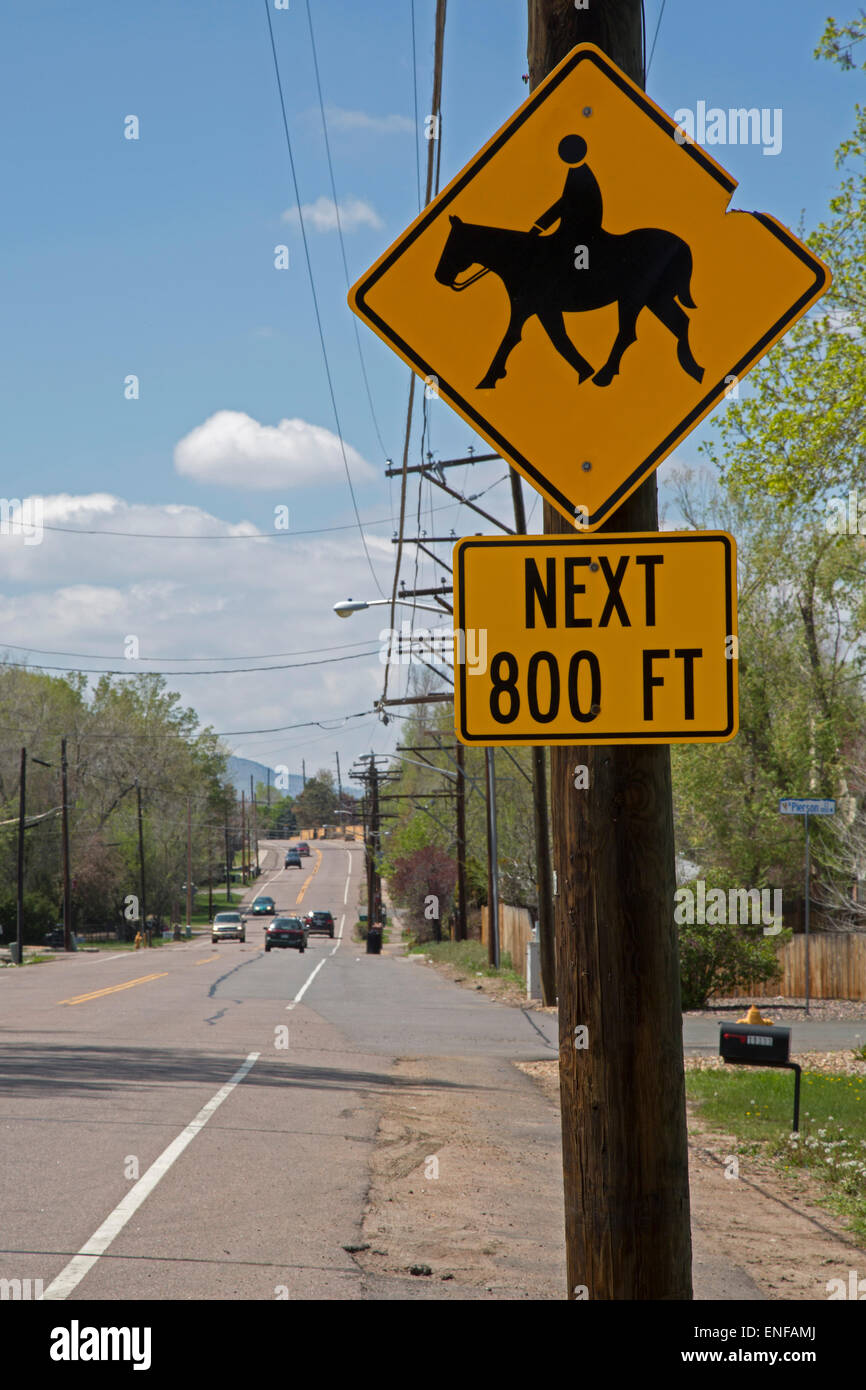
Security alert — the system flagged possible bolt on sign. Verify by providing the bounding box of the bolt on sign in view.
[452,533,737,745]
[348,44,830,530]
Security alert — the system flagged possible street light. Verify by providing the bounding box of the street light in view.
[334,597,447,618]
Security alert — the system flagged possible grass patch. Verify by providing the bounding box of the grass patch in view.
[687,1066,866,1239]
[408,938,523,986]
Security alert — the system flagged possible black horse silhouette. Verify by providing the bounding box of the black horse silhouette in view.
[433,210,704,391]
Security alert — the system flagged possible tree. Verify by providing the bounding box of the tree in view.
[390,846,457,942]
[293,773,337,828]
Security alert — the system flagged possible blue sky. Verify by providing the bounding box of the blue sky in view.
[0,1,859,773]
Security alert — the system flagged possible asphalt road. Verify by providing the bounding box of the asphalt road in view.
[0,840,556,1302]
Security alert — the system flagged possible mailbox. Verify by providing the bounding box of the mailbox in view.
[719,1022,790,1064]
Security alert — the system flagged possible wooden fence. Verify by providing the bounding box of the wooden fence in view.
[481,905,866,1000]
[480,903,535,975]
[739,932,866,1001]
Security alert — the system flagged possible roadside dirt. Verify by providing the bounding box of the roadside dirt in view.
[516,1054,866,1300]
[355,1053,566,1299]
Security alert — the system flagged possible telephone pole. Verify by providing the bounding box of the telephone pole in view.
[16,748,25,965]
[508,471,555,1002]
[454,741,468,941]
[250,775,259,874]
[186,796,193,931]
[529,0,691,1300]
[61,737,72,951]
[484,748,500,967]
[135,780,148,946]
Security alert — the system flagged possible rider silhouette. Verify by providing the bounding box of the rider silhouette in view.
[531,134,602,253]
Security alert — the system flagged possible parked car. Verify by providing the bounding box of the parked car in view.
[250,896,276,916]
[44,926,77,950]
[305,909,335,939]
[212,911,245,944]
[284,850,302,869]
[264,916,308,953]
[296,842,310,858]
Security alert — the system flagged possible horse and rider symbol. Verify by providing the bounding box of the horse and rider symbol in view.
[434,134,705,392]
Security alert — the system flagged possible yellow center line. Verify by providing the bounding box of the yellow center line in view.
[194,955,221,965]
[59,972,168,1006]
[295,848,323,906]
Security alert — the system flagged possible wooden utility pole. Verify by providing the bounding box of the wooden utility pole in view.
[455,741,468,941]
[61,738,72,950]
[224,809,232,906]
[484,748,500,967]
[240,790,247,885]
[528,0,692,1300]
[186,796,193,930]
[250,775,259,874]
[367,759,381,927]
[135,780,148,946]
[509,470,555,1003]
[16,748,25,965]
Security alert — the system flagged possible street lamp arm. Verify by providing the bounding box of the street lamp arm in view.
[334,598,448,618]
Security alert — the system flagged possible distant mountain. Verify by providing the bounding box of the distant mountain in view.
[224,756,360,801]
[225,756,304,799]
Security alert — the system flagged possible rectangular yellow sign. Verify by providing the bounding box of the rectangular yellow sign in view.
[453,532,738,745]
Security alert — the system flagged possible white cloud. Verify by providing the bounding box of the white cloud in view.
[173,410,375,489]
[281,196,383,233]
[0,492,394,767]
[324,106,415,135]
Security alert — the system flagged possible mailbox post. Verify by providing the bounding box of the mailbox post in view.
[719,1023,801,1132]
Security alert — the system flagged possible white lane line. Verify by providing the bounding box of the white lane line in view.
[285,957,327,1011]
[330,914,345,956]
[343,874,350,905]
[285,848,353,1004]
[40,1052,260,1301]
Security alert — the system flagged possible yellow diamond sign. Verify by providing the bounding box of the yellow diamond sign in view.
[349,44,830,529]
[453,532,737,745]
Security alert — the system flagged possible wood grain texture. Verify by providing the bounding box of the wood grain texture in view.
[528,0,693,1299]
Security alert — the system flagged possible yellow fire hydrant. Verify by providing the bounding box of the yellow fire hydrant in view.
[737,1003,773,1024]
[134,931,142,950]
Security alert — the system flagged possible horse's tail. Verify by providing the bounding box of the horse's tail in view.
[675,243,697,309]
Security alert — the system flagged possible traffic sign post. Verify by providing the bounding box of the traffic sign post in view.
[779,799,836,1015]
[453,532,737,745]
[349,44,830,531]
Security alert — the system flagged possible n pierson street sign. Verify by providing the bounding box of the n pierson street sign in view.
[453,531,737,745]
[349,43,830,530]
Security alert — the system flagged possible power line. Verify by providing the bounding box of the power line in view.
[262,0,385,598]
[0,708,378,741]
[0,481,508,543]
[384,0,449,705]
[0,637,378,663]
[0,648,380,678]
[304,0,389,460]
[647,0,667,76]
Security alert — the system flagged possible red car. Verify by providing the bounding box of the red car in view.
[296,842,311,857]
[264,917,308,953]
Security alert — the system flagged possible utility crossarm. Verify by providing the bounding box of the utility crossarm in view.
[384,452,500,477]
[377,694,453,707]
[378,795,453,806]
[397,584,453,598]
[391,535,485,546]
